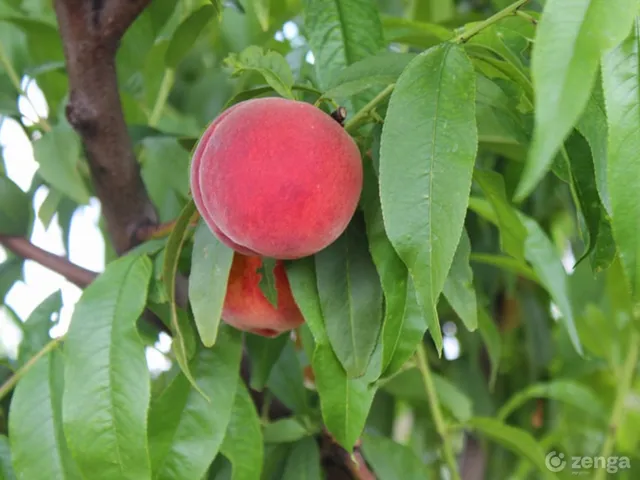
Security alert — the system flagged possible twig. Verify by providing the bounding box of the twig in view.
[344,84,395,133]
[135,217,199,242]
[416,343,461,480]
[0,235,97,287]
[0,336,64,401]
[452,0,530,44]
[594,331,639,480]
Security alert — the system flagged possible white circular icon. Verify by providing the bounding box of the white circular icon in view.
[545,451,567,472]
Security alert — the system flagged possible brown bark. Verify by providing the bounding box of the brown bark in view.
[53,0,157,254]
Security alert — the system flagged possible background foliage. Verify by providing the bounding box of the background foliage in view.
[1,0,640,479]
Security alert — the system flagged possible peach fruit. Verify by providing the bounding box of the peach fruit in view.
[222,253,304,337]
[190,97,363,259]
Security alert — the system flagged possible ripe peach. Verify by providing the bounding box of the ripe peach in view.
[222,253,304,337]
[190,97,363,259]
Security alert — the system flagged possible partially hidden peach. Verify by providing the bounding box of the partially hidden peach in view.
[221,253,304,337]
[190,97,363,259]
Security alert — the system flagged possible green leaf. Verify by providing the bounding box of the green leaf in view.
[497,380,607,422]
[267,342,308,413]
[315,215,383,377]
[361,162,409,375]
[361,433,430,480]
[0,436,15,480]
[469,253,539,284]
[522,216,582,355]
[477,307,501,389]
[258,257,278,308]
[165,5,217,68]
[263,418,314,444]
[17,290,61,366]
[467,417,551,477]
[313,343,375,451]
[224,46,294,99]
[0,173,30,235]
[0,257,23,302]
[189,221,234,347]
[245,332,288,391]
[382,369,472,422]
[443,230,477,331]
[323,52,415,101]
[565,130,603,264]
[590,216,617,273]
[280,437,322,480]
[306,0,384,89]
[286,257,328,345]
[602,19,640,301]
[576,76,610,214]
[381,15,452,49]
[9,349,81,479]
[515,0,638,200]
[163,199,205,396]
[148,325,242,480]
[62,254,152,480]
[32,124,90,204]
[381,278,426,378]
[474,169,526,262]
[220,384,264,480]
[379,43,477,355]
[253,0,269,31]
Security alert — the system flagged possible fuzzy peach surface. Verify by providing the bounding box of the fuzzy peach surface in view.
[221,254,304,337]
[190,97,363,259]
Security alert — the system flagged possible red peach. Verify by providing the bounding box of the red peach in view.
[190,97,363,259]
[222,254,304,337]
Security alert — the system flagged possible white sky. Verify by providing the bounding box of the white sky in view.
[0,79,171,373]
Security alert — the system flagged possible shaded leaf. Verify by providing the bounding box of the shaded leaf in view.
[280,437,322,480]
[443,230,477,331]
[220,384,263,480]
[17,290,61,366]
[0,436,15,480]
[361,162,409,376]
[286,257,327,345]
[313,343,375,451]
[467,417,551,477]
[379,43,477,354]
[189,221,234,347]
[381,278,426,378]
[516,0,638,199]
[474,169,526,262]
[246,333,288,391]
[62,254,152,480]
[306,0,384,89]
[9,349,81,479]
[477,307,501,389]
[315,215,383,377]
[163,199,204,395]
[361,432,430,480]
[263,418,314,444]
[522,216,582,354]
[165,5,217,68]
[497,380,607,422]
[0,173,30,235]
[267,342,308,413]
[148,325,242,480]
[33,124,90,204]
[258,257,278,308]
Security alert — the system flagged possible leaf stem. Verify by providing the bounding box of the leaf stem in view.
[0,336,64,401]
[594,331,639,480]
[515,9,538,25]
[452,0,530,44]
[344,83,395,133]
[149,68,175,127]
[415,343,461,480]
